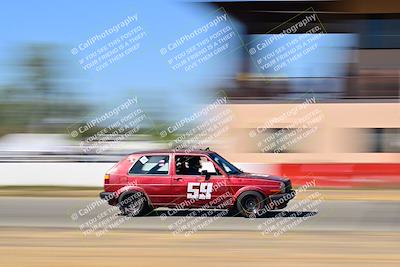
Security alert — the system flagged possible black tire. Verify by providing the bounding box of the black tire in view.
[236,191,265,218]
[118,191,147,216]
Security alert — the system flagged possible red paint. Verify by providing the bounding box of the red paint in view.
[102,150,294,208]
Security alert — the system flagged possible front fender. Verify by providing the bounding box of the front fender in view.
[232,186,266,204]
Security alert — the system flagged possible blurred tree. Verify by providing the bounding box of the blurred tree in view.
[0,44,89,136]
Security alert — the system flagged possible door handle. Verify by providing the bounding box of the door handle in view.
[174,177,183,181]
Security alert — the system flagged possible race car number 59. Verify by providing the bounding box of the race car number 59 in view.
[187,182,213,200]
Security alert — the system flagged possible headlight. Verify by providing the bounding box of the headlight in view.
[280,182,286,193]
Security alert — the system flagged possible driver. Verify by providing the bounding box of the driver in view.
[185,157,202,175]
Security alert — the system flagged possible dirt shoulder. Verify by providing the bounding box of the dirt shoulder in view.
[0,228,399,267]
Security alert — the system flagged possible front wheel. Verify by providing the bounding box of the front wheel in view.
[236,191,265,218]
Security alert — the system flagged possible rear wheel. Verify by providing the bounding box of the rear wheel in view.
[118,191,147,216]
[236,191,265,218]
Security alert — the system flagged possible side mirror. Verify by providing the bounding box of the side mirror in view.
[201,170,211,180]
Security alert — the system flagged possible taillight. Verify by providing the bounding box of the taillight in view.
[104,174,110,184]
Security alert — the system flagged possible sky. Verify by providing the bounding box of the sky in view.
[0,0,243,120]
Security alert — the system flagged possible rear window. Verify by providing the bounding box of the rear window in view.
[129,155,170,175]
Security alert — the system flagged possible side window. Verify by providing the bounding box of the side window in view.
[129,155,169,175]
[175,155,220,175]
[213,156,232,173]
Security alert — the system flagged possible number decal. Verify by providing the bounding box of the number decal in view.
[187,182,213,200]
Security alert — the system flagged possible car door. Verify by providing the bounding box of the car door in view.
[126,154,174,205]
[171,154,232,208]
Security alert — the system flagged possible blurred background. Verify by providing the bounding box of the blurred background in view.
[0,0,398,188]
[0,1,399,267]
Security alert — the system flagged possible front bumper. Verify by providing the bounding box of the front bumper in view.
[267,190,296,209]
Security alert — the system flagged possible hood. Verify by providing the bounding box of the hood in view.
[236,172,288,182]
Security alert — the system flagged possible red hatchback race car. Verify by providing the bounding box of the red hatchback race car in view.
[100,149,295,217]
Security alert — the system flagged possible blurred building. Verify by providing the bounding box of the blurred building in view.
[209,0,400,187]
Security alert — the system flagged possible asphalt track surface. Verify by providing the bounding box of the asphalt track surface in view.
[0,196,399,232]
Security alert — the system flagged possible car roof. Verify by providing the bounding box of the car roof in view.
[131,149,215,155]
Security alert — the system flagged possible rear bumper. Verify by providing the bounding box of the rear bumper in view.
[99,192,116,202]
[267,190,296,209]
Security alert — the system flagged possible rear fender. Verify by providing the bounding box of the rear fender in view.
[115,185,153,207]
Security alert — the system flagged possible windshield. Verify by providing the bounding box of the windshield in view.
[209,153,242,175]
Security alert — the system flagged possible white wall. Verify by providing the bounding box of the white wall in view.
[0,163,115,186]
